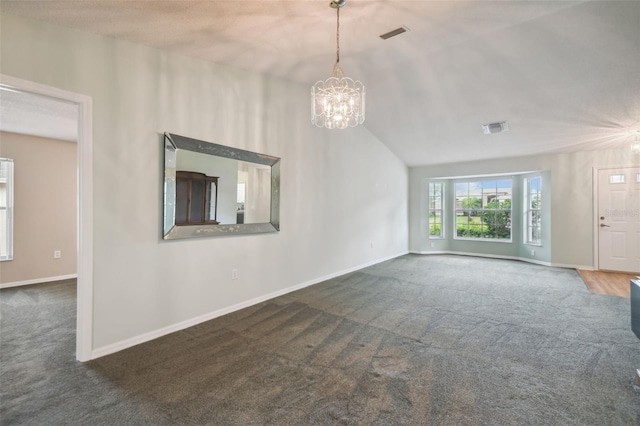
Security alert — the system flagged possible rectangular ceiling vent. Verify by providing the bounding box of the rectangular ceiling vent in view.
[380,26,409,40]
[482,121,509,135]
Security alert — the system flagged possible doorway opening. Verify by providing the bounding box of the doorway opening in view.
[0,75,93,361]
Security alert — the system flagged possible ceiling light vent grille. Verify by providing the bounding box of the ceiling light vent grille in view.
[380,26,409,40]
[482,121,509,134]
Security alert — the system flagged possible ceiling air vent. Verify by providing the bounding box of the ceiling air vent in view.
[482,121,509,135]
[380,26,409,40]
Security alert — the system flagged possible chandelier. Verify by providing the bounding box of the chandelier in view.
[311,0,365,129]
[631,130,640,154]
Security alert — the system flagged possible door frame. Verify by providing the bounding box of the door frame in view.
[0,74,94,362]
[592,165,638,272]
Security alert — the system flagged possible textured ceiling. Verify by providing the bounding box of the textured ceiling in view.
[1,0,639,166]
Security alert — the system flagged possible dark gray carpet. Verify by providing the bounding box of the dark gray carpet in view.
[2,255,639,425]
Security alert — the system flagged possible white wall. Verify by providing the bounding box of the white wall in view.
[410,149,639,268]
[0,13,408,353]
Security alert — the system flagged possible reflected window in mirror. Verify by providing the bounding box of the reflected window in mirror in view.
[175,171,219,226]
[237,182,246,224]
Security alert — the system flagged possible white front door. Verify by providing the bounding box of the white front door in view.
[597,167,640,273]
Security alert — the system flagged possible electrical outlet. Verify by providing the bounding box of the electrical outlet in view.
[531,250,536,256]
[430,242,435,248]
[54,250,61,259]
[231,269,238,280]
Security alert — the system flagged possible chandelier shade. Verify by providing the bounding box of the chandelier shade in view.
[311,0,365,129]
[311,63,365,129]
[631,130,640,154]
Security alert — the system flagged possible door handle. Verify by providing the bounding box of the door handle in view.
[600,223,610,227]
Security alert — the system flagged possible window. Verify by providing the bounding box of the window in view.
[0,158,14,261]
[428,182,444,238]
[524,176,542,245]
[455,179,512,240]
[610,174,625,184]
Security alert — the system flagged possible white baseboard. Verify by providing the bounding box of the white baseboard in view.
[551,263,594,271]
[525,258,554,267]
[410,250,600,271]
[90,251,409,360]
[410,250,555,267]
[0,274,78,289]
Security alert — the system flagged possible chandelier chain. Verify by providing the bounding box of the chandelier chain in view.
[336,6,340,63]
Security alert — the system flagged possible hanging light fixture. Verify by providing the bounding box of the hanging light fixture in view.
[311,0,365,129]
[631,130,640,154]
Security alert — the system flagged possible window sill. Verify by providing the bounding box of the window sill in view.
[453,237,512,244]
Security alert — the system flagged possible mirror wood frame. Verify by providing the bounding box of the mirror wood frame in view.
[163,132,280,239]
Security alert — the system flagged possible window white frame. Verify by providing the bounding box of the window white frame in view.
[428,181,444,239]
[0,158,14,261]
[454,179,513,242]
[524,176,542,245]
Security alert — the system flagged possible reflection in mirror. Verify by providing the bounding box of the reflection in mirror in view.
[175,171,218,225]
[163,133,280,239]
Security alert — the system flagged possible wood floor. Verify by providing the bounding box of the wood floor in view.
[578,269,638,298]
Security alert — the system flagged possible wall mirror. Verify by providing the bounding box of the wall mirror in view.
[163,132,280,239]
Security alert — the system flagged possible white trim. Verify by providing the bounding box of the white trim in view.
[592,167,599,271]
[523,175,542,246]
[409,250,554,267]
[91,251,409,360]
[0,74,94,362]
[552,263,594,271]
[0,158,14,261]
[427,181,445,239]
[0,274,78,289]
[410,250,450,255]
[452,237,513,243]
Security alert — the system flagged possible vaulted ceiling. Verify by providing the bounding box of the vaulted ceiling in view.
[1,0,639,166]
